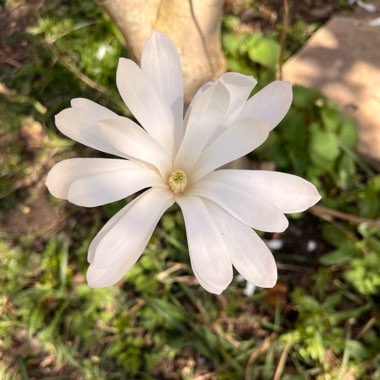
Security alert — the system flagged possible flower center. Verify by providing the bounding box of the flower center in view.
[168,170,188,194]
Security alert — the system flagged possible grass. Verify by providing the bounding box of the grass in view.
[0,0,379,379]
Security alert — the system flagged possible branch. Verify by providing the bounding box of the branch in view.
[310,205,380,228]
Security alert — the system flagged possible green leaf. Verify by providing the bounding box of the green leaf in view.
[282,110,307,148]
[321,107,340,132]
[358,184,379,219]
[223,33,241,57]
[338,154,356,190]
[345,340,371,361]
[320,242,357,265]
[247,34,280,68]
[322,224,349,247]
[292,86,321,109]
[309,122,340,167]
[339,118,358,149]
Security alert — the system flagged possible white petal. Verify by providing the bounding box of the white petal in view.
[99,117,172,178]
[206,170,321,213]
[86,195,146,288]
[183,81,213,129]
[116,58,174,153]
[205,200,277,287]
[240,81,292,131]
[55,103,124,157]
[91,187,174,268]
[87,262,131,288]
[46,158,140,199]
[87,196,138,263]
[68,163,164,207]
[174,83,230,172]
[177,196,233,294]
[219,72,257,126]
[188,179,289,233]
[141,31,184,145]
[191,118,269,182]
[86,196,142,287]
[70,98,115,119]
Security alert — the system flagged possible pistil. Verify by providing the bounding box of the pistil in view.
[168,170,188,194]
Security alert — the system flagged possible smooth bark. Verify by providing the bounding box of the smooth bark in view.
[96,0,226,103]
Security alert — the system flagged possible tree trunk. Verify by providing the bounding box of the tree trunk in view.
[96,0,226,103]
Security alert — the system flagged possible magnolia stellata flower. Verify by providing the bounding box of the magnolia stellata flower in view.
[46,31,321,294]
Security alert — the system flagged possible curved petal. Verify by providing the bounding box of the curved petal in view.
[99,117,172,178]
[87,195,139,263]
[55,102,124,157]
[240,81,292,131]
[206,170,321,213]
[219,72,257,126]
[141,31,183,145]
[116,58,174,153]
[183,81,213,130]
[188,179,289,233]
[191,118,269,182]
[70,98,115,118]
[86,197,141,287]
[91,187,174,268]
[68,164,164,207]
[205,200,277,288]
[46,158,143,200]
[87,260,133,288]
[177,196,233,294]
[174,82,230,173]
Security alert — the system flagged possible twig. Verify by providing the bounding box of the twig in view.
[276,263,313,272]
[355,316,376,340]
[310,205,380,228]
[339,318,355,379]
[274,341,292,380]
[278,0,289,80]
[33,7,127,111]
[212,323,241,348]
[193,372,217,380]
[47,40,110,94]
[245,335,275,380]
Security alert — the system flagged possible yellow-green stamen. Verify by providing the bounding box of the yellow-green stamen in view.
[168,170,188,194]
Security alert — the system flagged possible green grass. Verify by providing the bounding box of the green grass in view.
[0,0,379,379]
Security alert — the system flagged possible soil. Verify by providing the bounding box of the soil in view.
[0,1,41,70]
[224,0,345,31]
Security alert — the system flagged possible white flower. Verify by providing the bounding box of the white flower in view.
[46,31,321,294]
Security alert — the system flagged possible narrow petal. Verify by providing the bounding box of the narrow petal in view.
[141,31,184,145]
[99,117,172,178]
[68,163,164,207]
[91,187,174,268]
[174,83,230,172]
[87,195,138,263]
[183,81,213,130]
[188,179,289,233]
[219,72,257,126]
[191,118,269,182]
[70,98,116,119]
[86,195,146,288]
[177,196,233,294]
[55,102,124,157]
[87,261,132,288]
[86,197,141,287]
[205,201,277,288]
[116,58,174,153]
[206,170,321,213]
[240,81,292,131]
[46,158,142,200]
